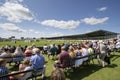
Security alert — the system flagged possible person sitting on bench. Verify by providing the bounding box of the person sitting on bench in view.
[30,48,46,79]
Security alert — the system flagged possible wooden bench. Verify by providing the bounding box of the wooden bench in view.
[0,68,44,80]
[61,53,97,74]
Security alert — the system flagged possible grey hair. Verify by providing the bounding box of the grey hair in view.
[32,48,40,54]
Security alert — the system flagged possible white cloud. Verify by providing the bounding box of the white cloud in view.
[85,30,93,33]
[6,0,24,3]
[0,2,33,22]
[0,27,64,38]
[0,23,26,32]
[41,20,80,29]
[98,7,107,12]
[28,29,34,32]
[81,17,109,25]
[28,29,40,34]
[35,31,39,34]
[49,32,64,37]
[37,32,64,37]
[17,0,24,2]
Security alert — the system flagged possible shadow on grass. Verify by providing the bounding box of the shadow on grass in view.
[106,64,118,68]
[66,63,118,80]
[7,64,118,80]
[111,54,120,61]
[9,65,19,72]
[66,64,102,80]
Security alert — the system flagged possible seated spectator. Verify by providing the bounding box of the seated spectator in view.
[10,46,16,53]
[43,44,48,54]
[0,59,9,80]
[24,46,32,57]
[30,48,46,79]
[88,46,94,54]
[56,44,61,55]
[23,45,28,53]
[87,45,94,63]
[0,48,12,63]
[80,43,89,61]
[65,43,70,51]
[68,46,76,66]
[68,46,76,59]
[13,46,24,66]
[51,67,66,80]
[19,58,30,71]
[116,40,120,49]
[54,46,70,68]
[0,46,4,54]
[10,58,32,80]
[74,46,83,67]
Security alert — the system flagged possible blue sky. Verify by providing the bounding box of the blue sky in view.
[0,0,120,38]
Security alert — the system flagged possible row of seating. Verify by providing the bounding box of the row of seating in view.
[0,53,97,79]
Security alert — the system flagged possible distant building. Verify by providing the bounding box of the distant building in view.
[45,30,119,40]
[0,37,7,41]
[21,37,24,40]
[24,38,33,42]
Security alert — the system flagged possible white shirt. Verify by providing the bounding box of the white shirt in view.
[21,66,32,80]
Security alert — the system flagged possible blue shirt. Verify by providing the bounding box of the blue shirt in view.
[30,53,45,70]
[0,66,9,80]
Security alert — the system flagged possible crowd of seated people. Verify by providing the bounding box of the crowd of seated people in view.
[0,45,46,80]
[10,58,32,80]
[0,38,120,80]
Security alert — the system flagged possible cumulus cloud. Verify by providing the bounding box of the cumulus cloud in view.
[28,29,34,32]
[49,32,64,37]
[16,0,24,2]
[41,20,80,29]
[98,7,107,12]
[39,32,64,37]
[81,17,109,25]
[85,30,93,33]
[6,0,24,3]
[35,31,39,34]
[0,2,33,22]
[0,23,26,32]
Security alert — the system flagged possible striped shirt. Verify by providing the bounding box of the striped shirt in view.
[0,66,9,80]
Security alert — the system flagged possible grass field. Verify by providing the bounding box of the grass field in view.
[0,41,120,80]
[0,40,82,47]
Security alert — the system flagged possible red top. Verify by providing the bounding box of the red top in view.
[24,50,32,56]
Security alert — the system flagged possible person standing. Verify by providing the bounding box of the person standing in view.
[98,41,107,67]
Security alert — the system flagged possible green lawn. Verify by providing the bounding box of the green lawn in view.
[0,40,82,47]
